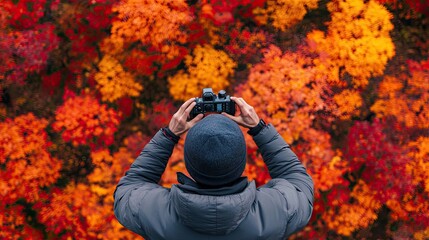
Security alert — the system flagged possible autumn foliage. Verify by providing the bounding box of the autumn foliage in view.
[168,44,237,101]
[1,0,428,239]
[0,113,61,238]
[52,95,121,149]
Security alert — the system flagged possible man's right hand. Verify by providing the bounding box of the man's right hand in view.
[222,97,260,128]
[168,98,204,136]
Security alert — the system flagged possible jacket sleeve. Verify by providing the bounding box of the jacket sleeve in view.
[113,129,175,236]
[253,124,314,237]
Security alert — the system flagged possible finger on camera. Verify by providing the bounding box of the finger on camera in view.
[235,97,251,110]
[231,98,246,114]
[179,98,196,113]
[184,101,196,116]
[231,97,244,107]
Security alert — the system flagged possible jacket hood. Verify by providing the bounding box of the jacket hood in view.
[170,181,256,235]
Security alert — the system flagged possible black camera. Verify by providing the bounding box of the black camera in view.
[189,88,235,119]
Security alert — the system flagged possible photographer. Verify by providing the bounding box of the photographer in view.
[114,96,314,239]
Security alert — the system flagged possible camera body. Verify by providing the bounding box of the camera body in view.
[189,88,235,119]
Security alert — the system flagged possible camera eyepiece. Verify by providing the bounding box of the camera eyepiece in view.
[202,88,216,101]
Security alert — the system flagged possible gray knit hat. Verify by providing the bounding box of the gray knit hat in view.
[184,114,246,186]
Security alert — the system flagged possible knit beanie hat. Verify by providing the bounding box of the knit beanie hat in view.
[184,114,246,187]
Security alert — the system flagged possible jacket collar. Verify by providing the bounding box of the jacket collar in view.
[176,172,249,196]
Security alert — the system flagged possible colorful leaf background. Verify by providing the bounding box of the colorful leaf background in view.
[0,0,428,239]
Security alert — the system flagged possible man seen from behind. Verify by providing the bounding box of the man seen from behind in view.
[114,96,314,239]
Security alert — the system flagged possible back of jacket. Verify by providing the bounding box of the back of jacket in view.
[114,124,314,240]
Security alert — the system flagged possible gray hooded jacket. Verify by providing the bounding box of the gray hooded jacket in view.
[114,124,314,240]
